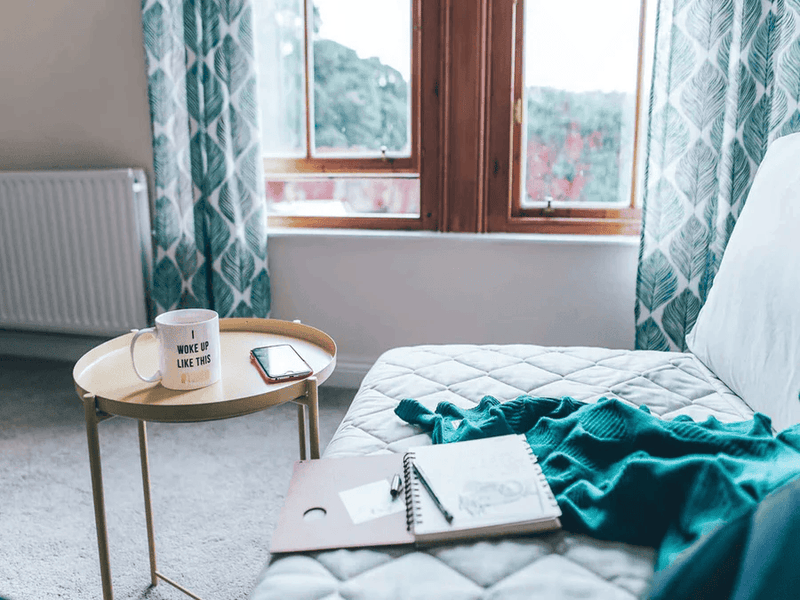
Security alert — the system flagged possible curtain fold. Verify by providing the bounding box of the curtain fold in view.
[141,0,270,318]
[636,0,800,351]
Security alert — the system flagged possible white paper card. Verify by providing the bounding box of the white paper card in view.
[339,479,406,525]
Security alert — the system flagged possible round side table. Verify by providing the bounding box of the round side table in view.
[73,318,336,600]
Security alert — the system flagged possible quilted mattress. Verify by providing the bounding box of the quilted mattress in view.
[251,344,756,600]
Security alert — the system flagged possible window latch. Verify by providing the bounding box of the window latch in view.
[514,98,523,125]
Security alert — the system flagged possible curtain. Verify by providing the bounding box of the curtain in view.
[141,0,270,318]
[635,0,800,351]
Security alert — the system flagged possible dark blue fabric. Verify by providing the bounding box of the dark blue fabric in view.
[647,475,800,600]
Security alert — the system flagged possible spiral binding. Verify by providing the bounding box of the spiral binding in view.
[522,439,558,509]
[403,451,422,531]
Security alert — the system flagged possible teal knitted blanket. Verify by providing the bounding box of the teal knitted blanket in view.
[394,395,800,571]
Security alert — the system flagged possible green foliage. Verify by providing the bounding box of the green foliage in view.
[525,87,633,203]
[313,39,409,152]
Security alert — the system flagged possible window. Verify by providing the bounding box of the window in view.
[255,0,648,235]
[487,0,647,234]
[254,0,438,230]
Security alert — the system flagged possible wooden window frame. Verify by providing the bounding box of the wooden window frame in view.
[265,0,648,236]
[265,0,441,231]
[485,0,647,236]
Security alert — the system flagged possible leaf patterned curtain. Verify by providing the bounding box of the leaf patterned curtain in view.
[636,0,800,351]
[141,0,270,318]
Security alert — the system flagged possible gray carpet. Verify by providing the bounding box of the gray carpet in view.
[0,356,355,600]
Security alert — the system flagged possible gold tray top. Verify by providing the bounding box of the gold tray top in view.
[73,318,336,422]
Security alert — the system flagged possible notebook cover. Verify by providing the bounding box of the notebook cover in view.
[269,452,414,553]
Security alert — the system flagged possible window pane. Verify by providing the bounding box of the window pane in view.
[266,177,419,215]
[255,0,307,157]
[522,0,641,206]
[311,0,412,157]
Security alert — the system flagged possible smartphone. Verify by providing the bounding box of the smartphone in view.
[250,344,313,383]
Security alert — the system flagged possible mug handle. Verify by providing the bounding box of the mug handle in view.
[130,327,162,383]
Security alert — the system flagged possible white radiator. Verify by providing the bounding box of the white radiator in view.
[0,169,152,336]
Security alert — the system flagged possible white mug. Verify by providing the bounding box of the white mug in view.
[130,308,222,390]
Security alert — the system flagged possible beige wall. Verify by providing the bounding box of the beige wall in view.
[0,0,153,175]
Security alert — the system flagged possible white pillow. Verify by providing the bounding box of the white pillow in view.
[686,132,800,432]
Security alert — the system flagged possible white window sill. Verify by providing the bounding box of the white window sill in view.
[266,226,640,247]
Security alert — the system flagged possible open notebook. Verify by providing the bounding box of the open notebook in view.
[269,434,561,553]
[405,434,561,543]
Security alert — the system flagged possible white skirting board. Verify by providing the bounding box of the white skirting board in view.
[323,357,373,389]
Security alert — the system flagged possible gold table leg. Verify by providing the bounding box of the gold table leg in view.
[294,377,321,460]
[83,393,113,600]
[138,420,158,587]
[139,421,208,598]
[83,376,323,599]
[306,377,321,460]
[296,403,307,461]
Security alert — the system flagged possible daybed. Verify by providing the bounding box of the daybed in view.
[251,133,800,600]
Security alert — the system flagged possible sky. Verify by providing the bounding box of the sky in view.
[314,0,643,93]
[525,0,642,92]
[315,0,412,81]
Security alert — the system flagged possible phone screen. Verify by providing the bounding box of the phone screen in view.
[251,344,312,381]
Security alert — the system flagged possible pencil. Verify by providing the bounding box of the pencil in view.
[412,461,454,523]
